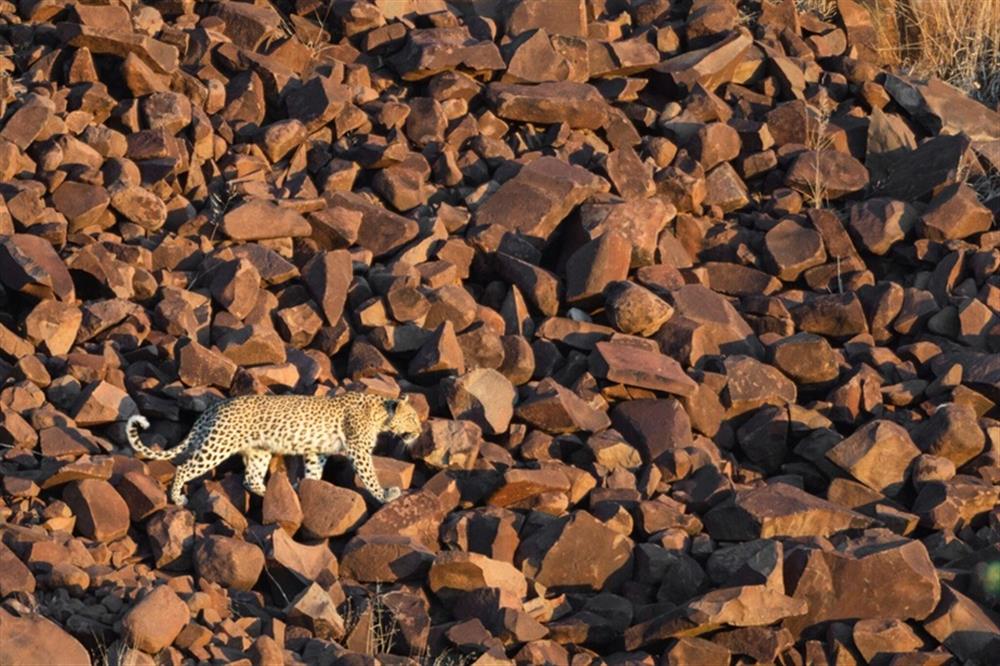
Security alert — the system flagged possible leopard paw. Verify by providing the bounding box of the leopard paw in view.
[381,486,402,503]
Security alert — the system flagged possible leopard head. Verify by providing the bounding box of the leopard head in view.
[382,395,422,446]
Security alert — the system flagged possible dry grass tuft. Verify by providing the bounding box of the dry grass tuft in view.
[797,0,838,18]
[795,0,999,105]
[870,0,1000,105]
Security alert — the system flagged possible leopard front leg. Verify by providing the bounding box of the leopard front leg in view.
[347,451,399,503]
[303,453,327,482]
[242,450,272,496]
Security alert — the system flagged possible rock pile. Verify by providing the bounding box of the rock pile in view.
[0,0,998,663]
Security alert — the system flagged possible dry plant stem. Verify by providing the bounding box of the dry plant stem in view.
[804,102,833,209]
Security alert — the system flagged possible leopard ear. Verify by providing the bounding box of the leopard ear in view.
[399,394,410,405]
[383,398,399,419]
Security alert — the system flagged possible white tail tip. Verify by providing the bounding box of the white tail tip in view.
[128,415,150,430]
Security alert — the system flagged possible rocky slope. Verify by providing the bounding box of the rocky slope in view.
[0,0,998,664]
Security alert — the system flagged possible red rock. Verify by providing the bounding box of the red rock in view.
[24,301,82,356]
[63,479,130,542]
[769,332,840,384]
[177,340,237,389]
[920,182,993,241]
[764,218,827,282]
[272,71,338,129]
[146,509,195,570]
[606,146,655,199]
[703,162,750,212]
[662,637,731,665]
[193,535,264,592]
[297,479,367,538]
[784,532,940,635]
[723,355,797,416]
[655,284,761,366]
[0,94,55,149]
[262,526,338,591]
[357,483,459,552]
[121,584,190,654]
[0,322,33,360]
[444,368,516,435]
[488,467,571,510]
[0,609,91,666]
[703,482,872,540]
[213,1,284,50]
[912,403,985,467]
[825,420,921,497]
[690,122,741,170]
[136,84,186,128]
[502,27,571,84]
[591,341,698,396]
[791,292,868,338]
[476,156,608,245]
[51,181,110,231]
[405,97,447,146]
[0,542,36,596]
[913,475,999,531]
[116,471,168,521]
[582,198,676,267]
[42,456,114,489]
[409,321,466,380]
[885,74,1000,141]
[221,200,311,241]
[785,150,869,200]
[46,563,89,596]
[325,191,420,258]
[848,197,918,255]
[340,535,435,582]
[373,154,432,211]
[262,472,303,535]
[487,81,610,129]
[0,233,75,301]
[517,511,633,591]
[392,26,505,81]
[259,119,307,163]
[652,28,753,93]
[285,583,345,641]
[58,23,179,74]
[217,321,287,367]
[495,254,563,316]
[923,583,1000,662]
[414,419,482,470]
[515,378,611,434]
[610,398,692,462]
[536,317,613,350]
[852,618,924,663]
[109,186,167,231]
[703,262,781,297]
[626,585,807,650]
[504,0,586,37]
[306,208,364,250]
[429,551,528,601]
[565,232,632,307]
[209,258,260,321]
[604,281,674,336]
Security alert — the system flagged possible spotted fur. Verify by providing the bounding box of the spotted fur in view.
[126,393,422,506]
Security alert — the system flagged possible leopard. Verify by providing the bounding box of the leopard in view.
[125,392,422,507]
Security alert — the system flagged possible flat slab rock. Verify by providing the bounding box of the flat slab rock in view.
[784,531,941,635]
[703,482,873,541]
[487,81,613,129]
[475,156,608,244]
[625,584,808,650]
